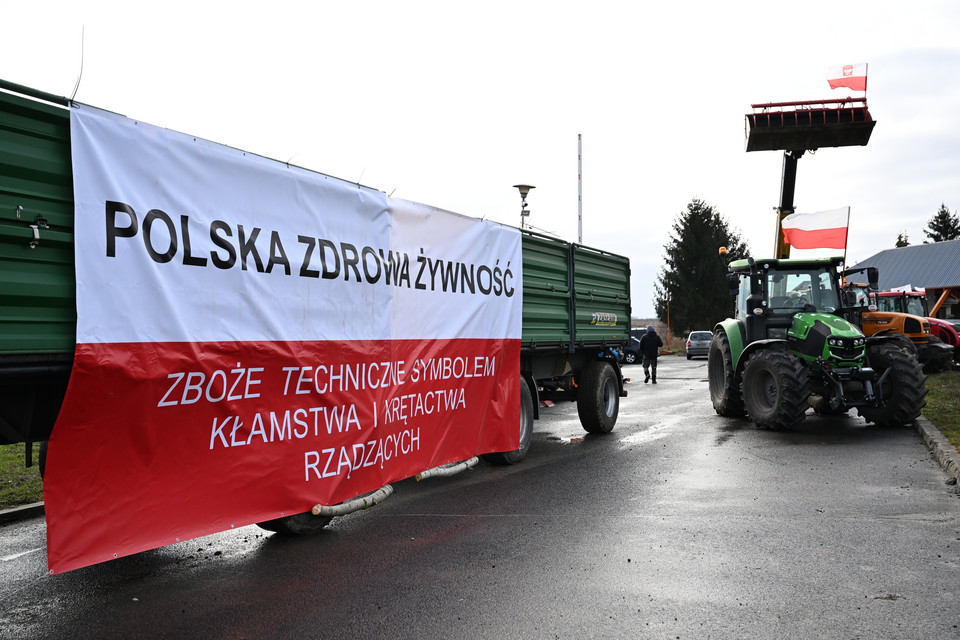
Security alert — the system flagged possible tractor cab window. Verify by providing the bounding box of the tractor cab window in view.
[902,297,926,316]
[877,295,925,316]
[765,267,839,315]
[735,273,751,320]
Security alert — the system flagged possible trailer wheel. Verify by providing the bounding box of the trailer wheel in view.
[577,360,619,434]
[257,512,333,534]
[741,347,810,429]
[858,343,927,427]
[708,332,745,417]
[483,378,534,465]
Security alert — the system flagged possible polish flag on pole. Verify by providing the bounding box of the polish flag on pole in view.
[781,207,851,250]
[827,63,868,91]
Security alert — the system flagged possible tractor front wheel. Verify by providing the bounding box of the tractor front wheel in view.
[708,331,745,417]
[741,347,810,429]
[858,343,927,426]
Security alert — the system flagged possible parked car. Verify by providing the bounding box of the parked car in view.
[620,336,642,364]
[685,330,712,359]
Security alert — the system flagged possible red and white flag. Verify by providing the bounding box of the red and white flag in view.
[45,105,523,573]
[781,207,850,250]
[827,63,867,91]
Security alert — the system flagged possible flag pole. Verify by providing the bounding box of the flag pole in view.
[842,206,851,267]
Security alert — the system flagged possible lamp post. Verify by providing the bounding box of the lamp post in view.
[513,184,535,229]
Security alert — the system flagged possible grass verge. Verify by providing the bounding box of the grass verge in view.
[922,369,960,452]
[0,443,42,510]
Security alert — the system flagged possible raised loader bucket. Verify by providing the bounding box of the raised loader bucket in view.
[745,98,876,152]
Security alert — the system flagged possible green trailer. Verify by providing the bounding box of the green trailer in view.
[0,80,630,469]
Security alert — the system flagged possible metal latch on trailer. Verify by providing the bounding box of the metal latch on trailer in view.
[15,205,49,249]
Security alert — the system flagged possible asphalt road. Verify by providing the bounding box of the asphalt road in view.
[1,357,959,639]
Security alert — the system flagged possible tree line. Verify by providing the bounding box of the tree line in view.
[896,203,960,246]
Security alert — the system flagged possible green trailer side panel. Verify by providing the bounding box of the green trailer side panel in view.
[520,230,630,350]
[520,232,571,348]
[572,244,631,346]
[0,89,75,355]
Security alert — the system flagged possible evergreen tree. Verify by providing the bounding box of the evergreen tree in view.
[895,232,909,248]
[653,199,749,335]
[923,203,960,242]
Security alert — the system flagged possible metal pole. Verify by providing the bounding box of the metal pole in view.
[667,294,671,352]
[578,134,583,244]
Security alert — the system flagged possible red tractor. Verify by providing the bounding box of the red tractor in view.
[876,289,960,367]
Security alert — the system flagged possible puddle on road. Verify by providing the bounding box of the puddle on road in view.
[547,435,587,444]
[618,416,685,446]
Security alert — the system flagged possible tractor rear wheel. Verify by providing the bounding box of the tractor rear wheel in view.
[741,347,810,429]
[708,331,745,417]
[858,343,927,426]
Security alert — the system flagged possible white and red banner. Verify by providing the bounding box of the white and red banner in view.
[44,105,522,573]
[781,207,850,250]
[827,63,868,91]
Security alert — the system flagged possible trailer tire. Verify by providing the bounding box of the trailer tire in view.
[257,512,333,535]
[483,378,534,465]
[742,347,810,429]
[577,360,619,434]
[708,332,745,417]
[858,343,928,426]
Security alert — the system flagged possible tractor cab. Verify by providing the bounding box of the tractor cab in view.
[728,256,844,343]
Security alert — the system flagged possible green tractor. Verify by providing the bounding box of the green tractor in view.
[709,256,927,429]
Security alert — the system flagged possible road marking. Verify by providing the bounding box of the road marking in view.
[1,548,42,562]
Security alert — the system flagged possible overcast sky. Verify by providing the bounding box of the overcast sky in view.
[5,1,960,319]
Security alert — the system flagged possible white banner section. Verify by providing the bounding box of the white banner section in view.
[70,104,521,344]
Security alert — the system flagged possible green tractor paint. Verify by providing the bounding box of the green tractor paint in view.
[708,256,927,429]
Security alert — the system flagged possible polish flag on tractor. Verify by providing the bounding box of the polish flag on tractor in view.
[827,63,868,92]
[781,207,851,250]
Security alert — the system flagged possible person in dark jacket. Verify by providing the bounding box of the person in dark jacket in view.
[638,325,663,384]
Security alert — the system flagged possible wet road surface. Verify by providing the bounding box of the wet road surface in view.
[2,357,959,638]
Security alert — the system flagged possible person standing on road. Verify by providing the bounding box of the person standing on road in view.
[639,325,663,384]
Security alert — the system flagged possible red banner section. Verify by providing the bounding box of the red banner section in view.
[44,338,519,573]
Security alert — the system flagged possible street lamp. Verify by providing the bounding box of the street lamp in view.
[513,184,535,229]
